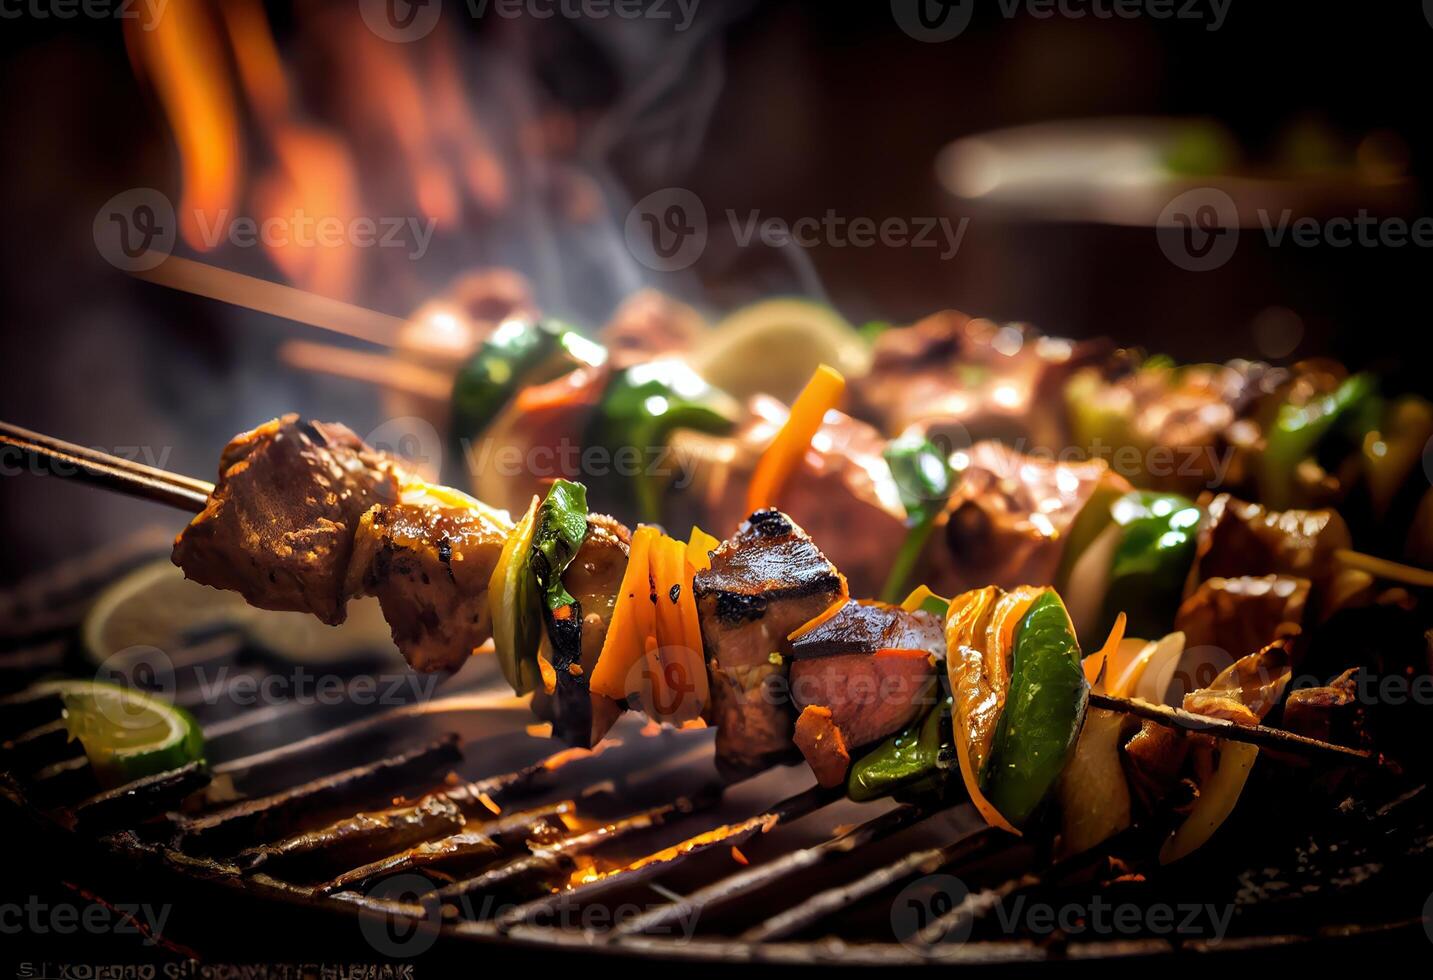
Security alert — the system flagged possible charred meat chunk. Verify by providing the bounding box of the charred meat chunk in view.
[789,600,942,751]
[345,485,509,672]
[1174,574,1309,664]
[173,415,401,625]
[926,441,1124,597]
[669,395,906,596]
[1191,493,1352,593]
[855,312,1111,449]
[694,509,844,773]
[789,599,944,661]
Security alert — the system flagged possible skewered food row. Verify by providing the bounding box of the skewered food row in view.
[438,304,1433,601]
[161,403,1422,867]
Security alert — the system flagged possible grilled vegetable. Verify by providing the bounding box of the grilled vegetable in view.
[588,360,737,522]
[847,695,957,803]
[451,318,606,444]
[1100,491,1202,641]
[983,591,1089,828]
[879,434,955,603]
[529,481,592,743]
[489,496,543,694]
[1259,372,1374,509]
[746,365,846,514]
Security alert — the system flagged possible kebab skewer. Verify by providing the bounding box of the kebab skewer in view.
[0,395,1396,873]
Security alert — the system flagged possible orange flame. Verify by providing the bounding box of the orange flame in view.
[126,0,241,252]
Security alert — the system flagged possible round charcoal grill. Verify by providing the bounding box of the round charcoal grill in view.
[2,535,1432,970]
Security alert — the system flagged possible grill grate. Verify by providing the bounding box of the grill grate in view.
[3,543,1432,966]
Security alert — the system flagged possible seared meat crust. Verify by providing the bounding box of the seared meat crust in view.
[173,415,401,625]
[345,494,508,673]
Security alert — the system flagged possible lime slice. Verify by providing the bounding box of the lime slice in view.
[41,679,205,786]
[84,559,399,666]
[692,299,871,404]
[83,558,249,665]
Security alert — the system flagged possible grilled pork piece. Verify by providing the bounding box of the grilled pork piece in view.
[694,509,844,773]
[173,416,401,625]
[345,484,510,673]
[925,441,1126,597]
[1174,574,1309,665]
[669,396,906,596]
[531,514,631,746]
[599,290,704,369]
[789,599,944,659]
[1190,493,1353,603]
[1282,668,1369,749]
[789,601,941,758]
[854,311,1110,448]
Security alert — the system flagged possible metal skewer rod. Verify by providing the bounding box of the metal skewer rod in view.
[0,421,212,513]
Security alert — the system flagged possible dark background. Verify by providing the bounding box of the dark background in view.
[3,0,1432,584]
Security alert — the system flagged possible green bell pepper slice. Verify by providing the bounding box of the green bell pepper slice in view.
[529,479,589,613]
[1098,491,1201,642]
[847,695,957,803]
[587,360,737,522]
[450,319,607,444]
[981,591,1088,828]
[1258,373,1375,509]
[879,434,955,603]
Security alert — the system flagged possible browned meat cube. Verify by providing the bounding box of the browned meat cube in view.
[854,311,1111,448]
[668,396,906,597]
[790,651,935,751]
[789,599,944,660]
[789,600,941,751]
[173,416,401,625]
[1190,493,1353,600]
[694,509,843,774]
[925,441,1126,598]
[344,484,509,673]
[1282,668,1370,749]
[1174,574,1309,671]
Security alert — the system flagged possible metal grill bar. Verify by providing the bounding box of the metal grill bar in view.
[493,784,842,932]
[742,825,1007,942]
[179,734,462,853]
[612,800,931,939]
[437,786,724,908]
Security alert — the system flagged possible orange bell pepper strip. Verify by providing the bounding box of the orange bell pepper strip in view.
[590,525,658,700]
[745,365,845,515]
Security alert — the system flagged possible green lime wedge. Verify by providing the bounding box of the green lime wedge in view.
[41,680,205,787]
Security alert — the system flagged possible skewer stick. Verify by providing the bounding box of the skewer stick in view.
[278,340,452,402]
[0,421,1404,771]
[1090,691,1380,766]
[133,255,405,349]
[1335,548,1433,588]
[0,422,212,513]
